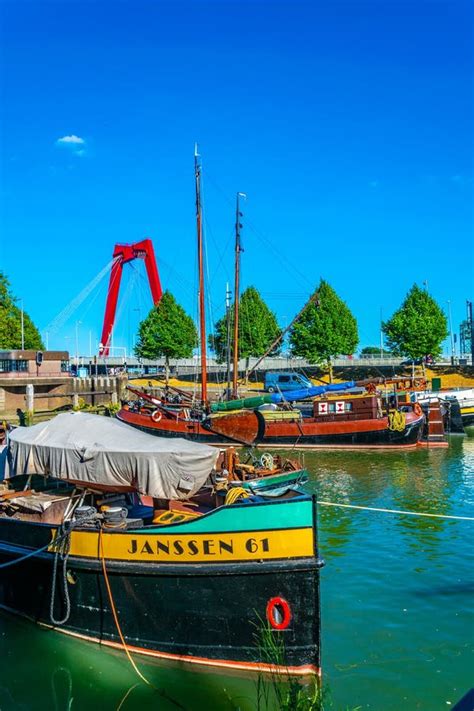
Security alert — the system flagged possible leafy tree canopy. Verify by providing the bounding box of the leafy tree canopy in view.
[382,284,448,359]
[0,272,44,350]
[134,291,197,366]
[289,279,358,365]
[360,346,392,356]
[209,286,281,363]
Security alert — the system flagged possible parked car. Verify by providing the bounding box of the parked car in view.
[264,372,313,393]
[400,355,434,366]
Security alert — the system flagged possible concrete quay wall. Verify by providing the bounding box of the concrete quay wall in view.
[0,375,127,419]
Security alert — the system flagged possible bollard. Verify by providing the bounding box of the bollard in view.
[25,384,34,416]
[73,393,80,409]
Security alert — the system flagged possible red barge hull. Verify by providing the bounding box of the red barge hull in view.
[117,408,425,449]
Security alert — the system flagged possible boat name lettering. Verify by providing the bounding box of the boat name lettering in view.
[127,536,271,557]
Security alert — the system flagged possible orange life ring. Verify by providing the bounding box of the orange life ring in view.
[413,403,423,417]
[151,409,162,423]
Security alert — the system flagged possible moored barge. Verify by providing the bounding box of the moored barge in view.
[0,413,322,676]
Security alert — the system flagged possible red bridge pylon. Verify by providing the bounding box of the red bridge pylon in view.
[99,239,162,356]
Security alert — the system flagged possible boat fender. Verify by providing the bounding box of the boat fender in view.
[413,403,423,417]
[266,597,292,631]
[151,409,162,422]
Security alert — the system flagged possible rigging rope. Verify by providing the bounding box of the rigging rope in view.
[0,537,64,569]
[318,501,474,521]
[43,258,118,336]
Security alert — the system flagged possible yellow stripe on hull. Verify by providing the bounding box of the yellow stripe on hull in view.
[52,528,314,563]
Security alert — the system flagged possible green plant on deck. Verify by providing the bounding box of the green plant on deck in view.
[104,402,120,417]
[24,411,35,426]
[72,397,92,412]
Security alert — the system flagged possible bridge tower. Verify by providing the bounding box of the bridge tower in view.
[99,239,162,356]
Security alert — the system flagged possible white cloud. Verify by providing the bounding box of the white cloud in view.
[56,135,85,146]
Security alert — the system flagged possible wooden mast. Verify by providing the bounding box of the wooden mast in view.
[194,144,207,403]
[232,192,244,397]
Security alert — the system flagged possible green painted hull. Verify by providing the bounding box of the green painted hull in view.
[146,494,313,533]
[237,468,308,492]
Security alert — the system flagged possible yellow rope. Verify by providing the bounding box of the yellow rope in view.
[98,529,152,687]
[224,487,250,505]
[388,409,406,431]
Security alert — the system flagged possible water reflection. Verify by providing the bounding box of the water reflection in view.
[0,610,264,711]
[0,609,320,711]
[291,441,473,558]
[2,441,473,711]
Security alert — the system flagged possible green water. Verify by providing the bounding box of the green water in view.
[1,436,473,710]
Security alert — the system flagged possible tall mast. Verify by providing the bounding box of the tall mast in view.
[194,144,207,402]
[232,192,245,397]
[225,282,232,398]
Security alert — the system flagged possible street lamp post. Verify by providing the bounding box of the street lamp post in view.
[447,300,455,365]
[20,299,24,350]
[132,308,141,355]
[380,307,383,359]
[75,321,82,369]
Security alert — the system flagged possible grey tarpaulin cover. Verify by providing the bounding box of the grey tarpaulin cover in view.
[7,412,219,500]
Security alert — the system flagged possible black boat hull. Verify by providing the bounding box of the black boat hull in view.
[0,552,320,674]
[0,501,321,676]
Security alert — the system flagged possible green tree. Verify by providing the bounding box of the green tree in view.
[289,280,358,379]
[210,286,281,363]
[382,284,448,359]
[134,290,197,380]
[360,346,392,356]
[0,272,44,349]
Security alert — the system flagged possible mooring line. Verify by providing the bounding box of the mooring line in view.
[317,501,474,521]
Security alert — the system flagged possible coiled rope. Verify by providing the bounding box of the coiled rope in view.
[388,410,406,432]
[49,520,74,625]
[50,508,98,626]
[224,487,250,505]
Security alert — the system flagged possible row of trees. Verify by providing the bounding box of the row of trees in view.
[0,269,449,367]
[134,281,448,370]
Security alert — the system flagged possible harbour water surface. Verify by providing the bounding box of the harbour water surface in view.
[1,436,473,710]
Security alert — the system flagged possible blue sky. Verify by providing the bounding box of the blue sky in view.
[1,0,472,357]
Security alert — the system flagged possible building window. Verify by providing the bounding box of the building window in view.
[0,359,28,373]
[61,360,70,373]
